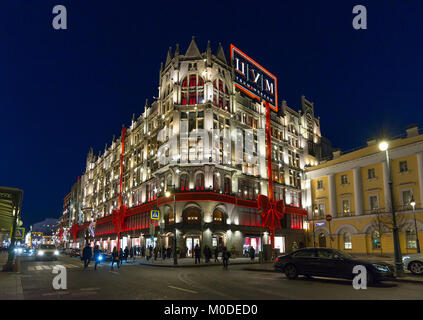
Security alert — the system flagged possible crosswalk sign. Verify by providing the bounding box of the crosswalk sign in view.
[12,227,25,239]
[151,210,160,220]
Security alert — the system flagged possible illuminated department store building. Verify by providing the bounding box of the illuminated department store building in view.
[58,38,326,257]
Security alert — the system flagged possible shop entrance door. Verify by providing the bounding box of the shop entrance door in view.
[186,236,200,257]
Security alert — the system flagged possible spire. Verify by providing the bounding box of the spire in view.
[216,42,227,63]
[175,43,180,56]
[206,40,212,66]
[145,98,149,108]
[165,47,173,66]
[132,113,135,123]
[185,36,201,58]
[105,143,108,152]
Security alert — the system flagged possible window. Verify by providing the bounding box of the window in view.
[195,173,205,191]
[342,199,351,215]
[184,208,201,223]
[168,212,174,224]
[406,230,417,249]
[401,190,413,207]
[399,161,408,173]
[372,230,381,249]
[179,174,189,191]
[368,168,376,179]
[224,177,231,194]
[369,195,379,211]
[318,203,325,217]
[212,209,224,223]
[317,180,323,190]
[341,175,348,185]
[343,232,352,249]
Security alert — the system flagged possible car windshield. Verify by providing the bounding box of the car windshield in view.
[40,245,56,249]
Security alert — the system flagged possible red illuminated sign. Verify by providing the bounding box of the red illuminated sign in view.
[230,44,278,111]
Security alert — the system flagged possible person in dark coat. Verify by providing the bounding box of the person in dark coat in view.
[82,244,92,269]
[129,246,134,259]
[119,248,124,265]
[111,247,119,270]
[153,246,158,260]
[167,247,172,260]
[124,246,129,262]
[93,245,101,270]
[204,245,211,263]
[162,246,166,260]
[141,246,145,257]
[214,246,219,262]
[249,246,255,263]
[222,246,230,269]
[194,244,201,264]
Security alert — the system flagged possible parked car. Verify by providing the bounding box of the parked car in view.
[402,253,423,275]
[69,249,80,257]
[274,248,395,285]
[35,244,59,261]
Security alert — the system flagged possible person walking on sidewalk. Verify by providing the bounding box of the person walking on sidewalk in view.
[82,243,92,269]
[214,246,219,262]
[194,244,201,264]
[153,246,158,261]
[162,246,166,260]
[249,246,255,263]
[119,248,124,265]
[204,245,211,263]
[222,246,230,270]
[129,246,134,259]
[124,246,129,262]
[93,245,101,270]
[111,247,119,270]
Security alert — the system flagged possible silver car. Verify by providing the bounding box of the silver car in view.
[402,253,423,275]
[36,244,59,261]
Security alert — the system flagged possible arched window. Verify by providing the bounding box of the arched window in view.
[181,75,204,105]
[372,230,381,249]
[213,209,224,223]
[213,173,220,192]
[318,233,326,248]
[406,229,417,249]
[212,78,229,110]
[224,177,231,194]
[168,211,175,224]
[195,173,205,191]
[166,174,173,189]
[184,207,201,223]
[343,232,352,250]
[180,174,189,191]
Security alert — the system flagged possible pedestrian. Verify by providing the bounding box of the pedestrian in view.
[194,244,201,264]
[119,248,124,265]
[249,246,255,263]
[162,246,166,260]
[124,246,129,262]
[141,246,145,257]
[111,247,119,270]
[82,243,92,269]
[93,245,101,270]
[167,247,172,260]
[214,246,219,262]
[153,246,158,261]
[204,245,211,263]
[222,246,230,269]
[130,246,134,259]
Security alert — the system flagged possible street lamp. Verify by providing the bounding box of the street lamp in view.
[313,206,318,248]
[410,196,421,253]
[379,140,403,276]
[166,190,178,265]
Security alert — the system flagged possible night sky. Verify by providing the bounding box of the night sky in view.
[1,1,422,227]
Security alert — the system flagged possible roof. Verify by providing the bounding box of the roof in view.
[0,186,23,232]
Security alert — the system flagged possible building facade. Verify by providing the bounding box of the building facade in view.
[57,38,325,256]
[304,125,423,255]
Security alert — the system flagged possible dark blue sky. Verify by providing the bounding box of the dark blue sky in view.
[1,1,422,226]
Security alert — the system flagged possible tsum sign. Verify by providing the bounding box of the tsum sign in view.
[230,44,278,111]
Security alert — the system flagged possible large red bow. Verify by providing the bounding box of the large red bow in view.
[70,223,80,242]
[112,205,128,233]
[257,195,285,231]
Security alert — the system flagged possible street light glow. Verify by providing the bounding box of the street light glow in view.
[165,191,171,198]
[379,141,389,151]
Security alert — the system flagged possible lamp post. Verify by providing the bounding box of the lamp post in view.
[165,190,178,265]
[379,141,403,276]
[410,196,421,253]
[313,206,318,248]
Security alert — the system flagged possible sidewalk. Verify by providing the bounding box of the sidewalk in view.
[0,252,24,299]
[136,256,266,268]
[242,261,423,285]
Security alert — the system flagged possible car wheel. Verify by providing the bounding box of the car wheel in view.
[284,264,298,279]
[409,261,423,275]
[366,270,376,287]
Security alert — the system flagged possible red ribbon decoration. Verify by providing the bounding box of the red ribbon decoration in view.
[70,223,80,242]
[258,195,285,248]
[58,228,64,243]
[112,205,127,238]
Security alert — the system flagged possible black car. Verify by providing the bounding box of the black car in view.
[274,248,395,285]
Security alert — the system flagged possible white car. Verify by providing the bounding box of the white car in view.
[36,244,59,261]
[402,253,423,275]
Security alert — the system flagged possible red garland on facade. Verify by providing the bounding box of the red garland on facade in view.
[70,223,80,242]
[257,195,285,248]
[58,227,64,243]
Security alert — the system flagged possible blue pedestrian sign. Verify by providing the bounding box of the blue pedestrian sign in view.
[151,210,160,220]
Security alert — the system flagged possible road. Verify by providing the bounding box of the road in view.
[11,254,423,300]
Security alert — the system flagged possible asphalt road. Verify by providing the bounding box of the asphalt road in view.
[15,254,423,300]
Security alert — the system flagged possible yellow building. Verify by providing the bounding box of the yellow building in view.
[304,125,423,255]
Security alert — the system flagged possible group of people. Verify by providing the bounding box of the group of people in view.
[81,244,141,270]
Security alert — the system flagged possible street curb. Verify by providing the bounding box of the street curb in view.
[242,268,423,284]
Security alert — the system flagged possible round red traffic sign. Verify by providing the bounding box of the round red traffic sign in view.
[326,215,332,222]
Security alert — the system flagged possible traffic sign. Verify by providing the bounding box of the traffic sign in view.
[326,215,333,222]
[12,227,25,239]
[151,210,160,220]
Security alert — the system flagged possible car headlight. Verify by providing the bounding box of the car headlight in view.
[54,250,59,255]
[402,256,411,262]
[38,250,44,256]
[372,263,389,272]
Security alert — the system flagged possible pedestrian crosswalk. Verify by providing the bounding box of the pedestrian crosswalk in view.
[27,264,80,272]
